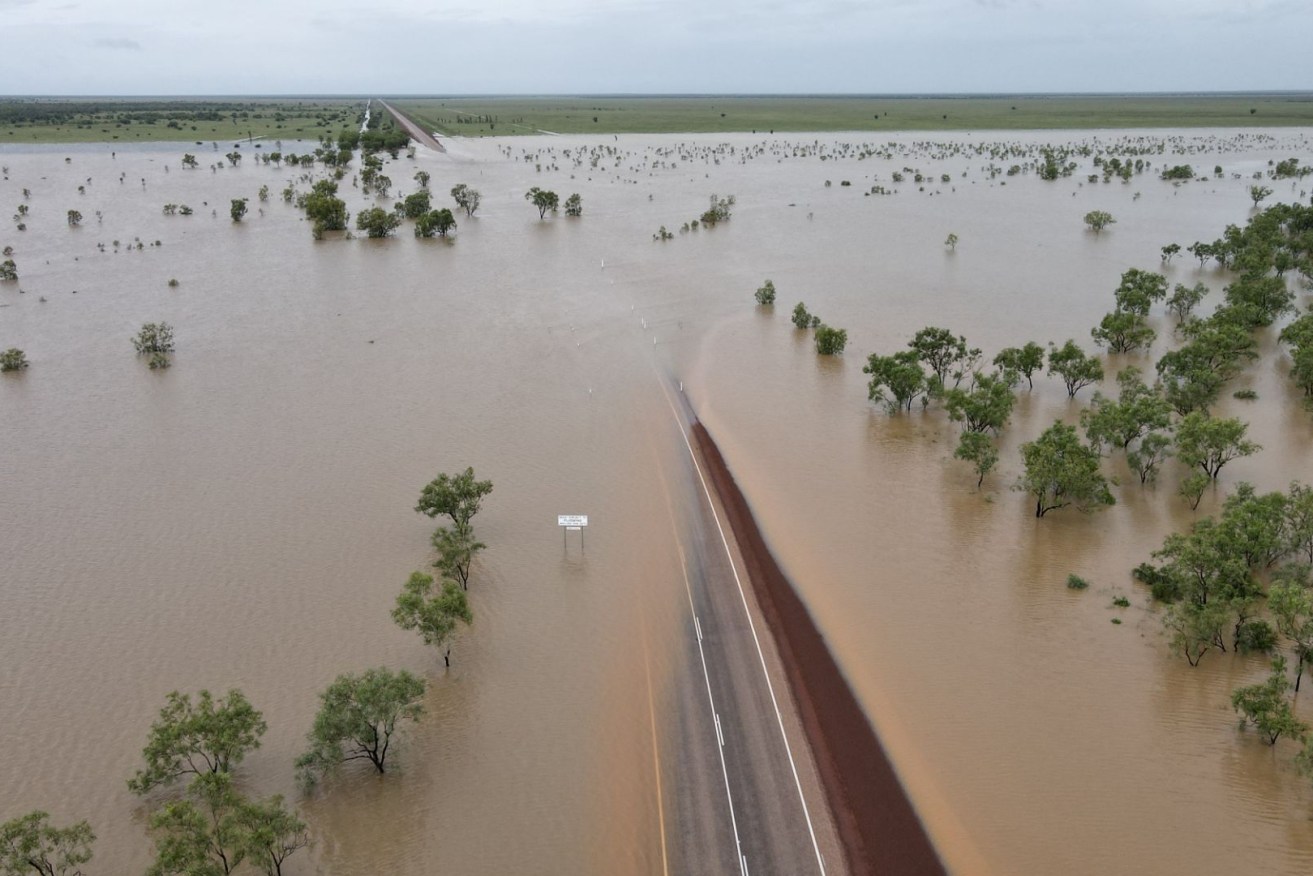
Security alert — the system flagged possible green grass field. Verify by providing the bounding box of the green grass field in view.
[391,94,1313,137]
[0,98,364,144]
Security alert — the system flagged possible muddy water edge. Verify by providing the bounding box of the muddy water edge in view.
[2,128,1313,874]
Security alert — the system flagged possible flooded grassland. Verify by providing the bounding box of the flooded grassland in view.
[3,127,1313,874]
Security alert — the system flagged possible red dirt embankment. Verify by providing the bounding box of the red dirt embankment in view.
[691,422,946,876]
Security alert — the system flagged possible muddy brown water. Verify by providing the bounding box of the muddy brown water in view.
[2,129,1312,874]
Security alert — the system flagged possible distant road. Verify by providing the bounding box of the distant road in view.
[377,100,446,152]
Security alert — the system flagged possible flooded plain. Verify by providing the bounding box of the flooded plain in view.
[2,125,1313,874]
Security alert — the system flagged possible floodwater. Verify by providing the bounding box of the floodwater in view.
[2,125,1312,874]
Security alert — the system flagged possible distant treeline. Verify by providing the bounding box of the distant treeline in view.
[0,100,353,127]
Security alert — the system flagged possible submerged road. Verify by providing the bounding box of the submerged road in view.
[656,383,842,876]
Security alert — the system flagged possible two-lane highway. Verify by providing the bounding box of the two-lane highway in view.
[654,382,845,876]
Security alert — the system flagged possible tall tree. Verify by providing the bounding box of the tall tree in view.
[415,467,493,537]
[392,571,473,666]
[1174,413,1260,480]
[128,690,267,795]
[1231,656,1307,745]
[296,668,426,783]
[993,342,1045,390]
[1018,422,1114,517]
[1047,340,1104,399]
[1,812,94,876]
[524,187,559,219]
[863,351,927,413]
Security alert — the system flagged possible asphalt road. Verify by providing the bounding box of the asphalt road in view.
[658,387,836,876]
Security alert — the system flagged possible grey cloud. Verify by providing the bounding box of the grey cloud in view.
[93,36,142,49]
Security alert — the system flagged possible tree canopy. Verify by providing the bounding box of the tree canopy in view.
[128,689,268,795]
[296,668,426,782]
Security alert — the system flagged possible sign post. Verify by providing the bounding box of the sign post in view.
[558,514,588,551]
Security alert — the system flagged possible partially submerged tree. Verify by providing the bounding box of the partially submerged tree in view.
[1174,412,1260,480]
[355,207,401,238]
[1,811,94,876]
[1084,210,1115,233]
[229,199,248,223]
[524,187,558,219]
[414,209,456,238]
[296,668,426,783]
[1231,656,1307,745]
[955,431,998,488]
[1018,422,1114,517]
[993,342,1045,390]
[128,689,267,795]
[814,324,848,355]
[864,351,927,413]
[943,372,1015,434]
[0,348,29,373]
[392,571,472,667]
[563,193,583,217]
[450,184,480,217]
[132,322,176,370]
[908,327,973,389]
[754,279,776,306]
[415,467,493,537]
[1047,340,1104,399]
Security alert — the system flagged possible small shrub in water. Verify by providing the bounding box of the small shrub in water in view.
[1067,574,1089,590]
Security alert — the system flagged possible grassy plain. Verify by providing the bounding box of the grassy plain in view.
[391,94,1313,137]
[0,98,363,144]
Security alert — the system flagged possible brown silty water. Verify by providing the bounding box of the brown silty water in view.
[2,126,1312,874]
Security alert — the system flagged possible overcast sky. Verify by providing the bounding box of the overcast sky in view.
[1,0,1310,95]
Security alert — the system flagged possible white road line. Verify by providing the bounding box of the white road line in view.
[678,541,748,876]
[658,380,828,876]
[695,615,703,641]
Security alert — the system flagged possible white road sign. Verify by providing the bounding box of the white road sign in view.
[557,515,589,527]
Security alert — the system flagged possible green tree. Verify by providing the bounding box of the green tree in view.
[1174,412,1260,479]
[1285,484,1313,564]
[943,372,1015,434]
[1,812,94,876]
[355,207,401,238]
[1112,268,1168,316]
[1231,656,1307,745]
[1160,243,1181,264]
[0,259,16,281]
[182,154,198,169]
[1249,185,1273,207]
[955,431,998,488]
[908,327,974,389]
[525,187,559,219]
[414,209,456,238]
[66,210,82,227]
[754,280,776,306]
[1166,282,1208,323]
[128,689,268,795]
[814,325,848,355]
[791,302,818,329]
[296,668,426,782]
[413,171,431,189]
[1047,340,1104,398]
[229,199,247,223]
[1,348,29,373]
[415,467,493,537]
[863,351,927,413]
[1219,483,1289,568]
[1084,210,1115,233]
[1223,274,1295,328]
[563,193,583,217]
[392,571,472,667]
[146,773,248,876]
[700,194,735,226]
[1163,600,1228,666]
[1179,470,1211,511]
[400,190,432,219]
[1080,367,1172,454]
[993,342,1045,390]
[257,185,269,203]
[944,232,958,251]
[1018,422,1114,517]
[237,797,308,876]
[431,526,485,590]
[450,184,481,217]
[132,322,176,371]
[1091,310,1156,353]
[1271,567,1313,691]
[1129,431,1174,484]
